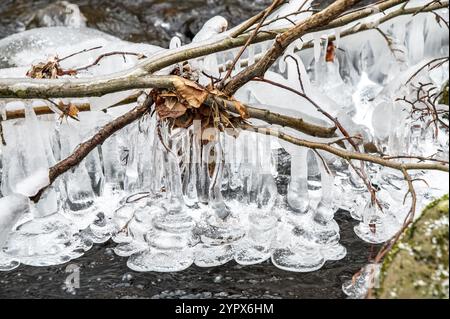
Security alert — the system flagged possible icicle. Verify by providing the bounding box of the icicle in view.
[232,48,242,73]
[123,125,146,193]
[313,33,321,64]
[287,147,309,214]
[272,148,325,273]
[208,141,229,219]
[248,44,255,66]
[354,199,400,244]
[126,125,195,272]
[359,41,376,74]
[234,134,278,265]
[0,102,50,198]
[194,134,245,268]
[203,53,220,78]
[56,119,100,231]
[407,16,425,64]
[312,152,347,262]
[169,36,183,72]
[182,126,200,207]
[334,27,341,49]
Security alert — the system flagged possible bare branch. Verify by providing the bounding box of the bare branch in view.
[30,94,154,202]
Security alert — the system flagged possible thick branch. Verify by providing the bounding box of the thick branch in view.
[223,0,362,95]
[208,95,337,138]
[2,89,336,139]
[0,75,175,99]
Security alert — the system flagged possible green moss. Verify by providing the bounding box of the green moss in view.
[440,80,449,106]
[375,195,449,299]
[14,90,27,99]
[425,194,449,211]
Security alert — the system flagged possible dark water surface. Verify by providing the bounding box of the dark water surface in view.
[0,0,377,299]
[0,0,373,45]
[0,212,375,299]
[0,0,272,45]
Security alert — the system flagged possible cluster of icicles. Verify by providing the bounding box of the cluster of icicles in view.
[0,0,448,298]
[0,105,351,273]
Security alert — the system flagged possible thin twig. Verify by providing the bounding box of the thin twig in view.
[74,51,147,72]
[243,124,449,172]
[220,0,283,85]
[58,46,103,62]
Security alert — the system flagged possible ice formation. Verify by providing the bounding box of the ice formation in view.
[0,0,448,298]
[192,16,229,43]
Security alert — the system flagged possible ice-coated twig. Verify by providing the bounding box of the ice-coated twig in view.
[405,57,449,85]
[243,124,449,172]
[74,51,147,72]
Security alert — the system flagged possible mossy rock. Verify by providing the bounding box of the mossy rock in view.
[440,80,449,106]
[375,195,449,299]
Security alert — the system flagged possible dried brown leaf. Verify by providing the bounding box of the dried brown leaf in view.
[26,56,79,79]
[26,63,48,79]
[57,101,80,121]
[164,97,179,110]
[156,102,187,120]
[173,77,208,108]
[67,103,80,119]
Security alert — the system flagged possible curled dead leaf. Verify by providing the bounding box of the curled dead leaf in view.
[57,101,80,122]
[26,56,78,79]
[173,77,208,108]
[27,61,59,79]
[156,101,187,120]
[67,103,80,119]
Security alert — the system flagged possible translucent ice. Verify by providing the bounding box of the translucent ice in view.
[192,16,228,43]
[0,0,447,281]
[0,194,30,248]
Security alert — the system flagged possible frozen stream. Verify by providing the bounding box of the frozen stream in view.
[0,212,375,299]
[0,0,448,299]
